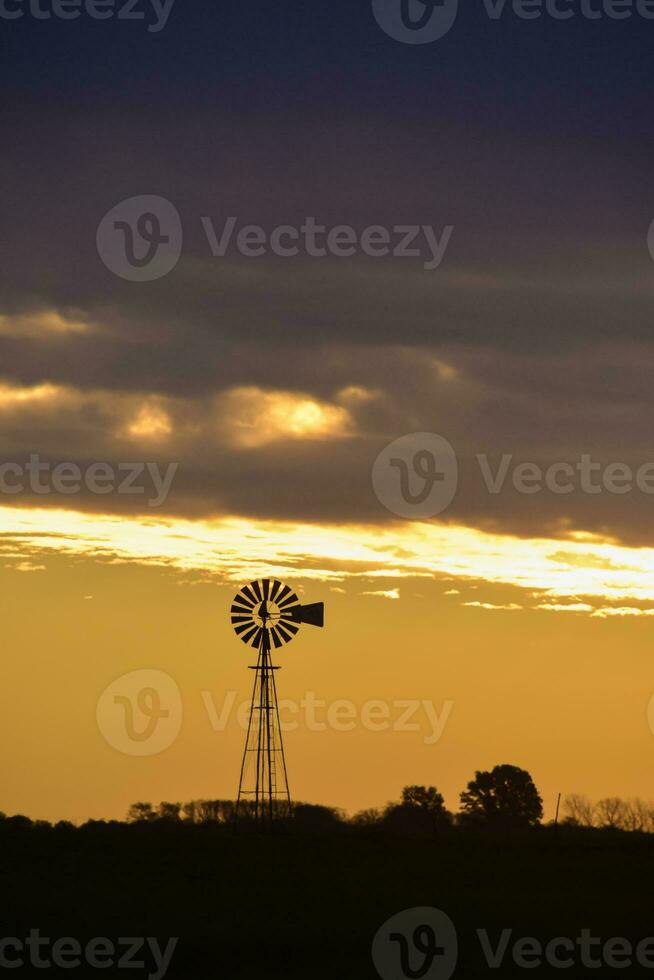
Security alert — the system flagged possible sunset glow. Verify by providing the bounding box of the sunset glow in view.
[4,504,654,616]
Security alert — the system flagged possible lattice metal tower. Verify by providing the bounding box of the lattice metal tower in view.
[231,578,324,827]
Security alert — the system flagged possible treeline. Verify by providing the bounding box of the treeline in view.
[562,794,654,832]
[4,765,653,836]
[125,763,545,832]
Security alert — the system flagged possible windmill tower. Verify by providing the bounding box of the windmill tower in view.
[231,578,324,827]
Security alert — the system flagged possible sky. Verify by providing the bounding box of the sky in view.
[1,0,654,823]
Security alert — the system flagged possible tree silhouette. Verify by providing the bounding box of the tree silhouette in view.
[622,799,654,833]
[384,785,452,834]
[563,793,595,828]
[4,814,33,830]
[350,808,383,827]
[157,801,182,822]
[127,801,156,823]
[401,785,446,812]
[292,803,343,831]
[459,765,543,829]
[595,797,626,829]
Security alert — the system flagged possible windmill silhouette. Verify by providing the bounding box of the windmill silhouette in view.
[231,578,324,827]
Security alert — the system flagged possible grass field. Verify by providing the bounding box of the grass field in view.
[2,821,654,978]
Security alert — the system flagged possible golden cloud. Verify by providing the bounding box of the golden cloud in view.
[125,402,173,441]
[219,386,353,447]
[0,310,92,338]
[3,506,654,616]
[0,383,67,408]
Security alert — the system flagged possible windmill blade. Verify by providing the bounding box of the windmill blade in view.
[240,624,260,646]
[278,591,299,609]
[249,627,264,649]
[240,585,257,607]
[275,622,297,643]
[250,580,263,602]
[275,584,292,605]
[270,627,284,649]
[269,579,282,602]
[262,578,271,600]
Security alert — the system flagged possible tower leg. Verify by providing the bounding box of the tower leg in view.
[235,628,292,829]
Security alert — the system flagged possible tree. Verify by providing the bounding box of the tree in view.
[127,802,156,823]
[401,785,446,811]
[196,800,222,823]
[180,799,235,823]
[624,799,654,833]
[4,815,33,830]
[595,797,627,830]
[292,803,344,831]
[563,794,595,828]
[459,764,543,829]
[157,801,182,822]
[350,808,383,828]
[182,801,199,823]
[382,785,451,835]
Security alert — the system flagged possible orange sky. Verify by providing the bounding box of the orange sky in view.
[2,503,654,824]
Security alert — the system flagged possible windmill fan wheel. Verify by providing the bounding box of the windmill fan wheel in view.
[230,578,301,650]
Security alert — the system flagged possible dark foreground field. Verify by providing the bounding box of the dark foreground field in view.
[2,822,654,978]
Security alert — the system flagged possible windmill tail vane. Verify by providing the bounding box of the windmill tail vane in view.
[231,578,325,828]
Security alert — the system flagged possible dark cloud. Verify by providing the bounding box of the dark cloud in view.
[1,7,653,545]
[2,341,654,545]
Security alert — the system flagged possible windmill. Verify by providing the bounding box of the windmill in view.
[231,578,324,827]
